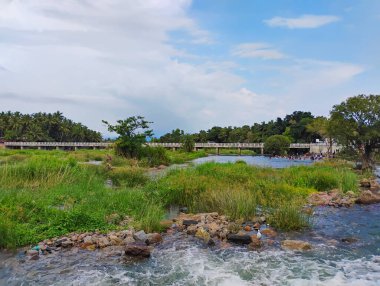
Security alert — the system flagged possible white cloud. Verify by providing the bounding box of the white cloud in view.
[264,14,340,29]
[232,43,285,60]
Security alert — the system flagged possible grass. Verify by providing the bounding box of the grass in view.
[0,149,359,248]
[151,161,358,230]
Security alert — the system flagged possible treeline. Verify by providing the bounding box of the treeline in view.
[158,111,321,143]
[0,111,102,142]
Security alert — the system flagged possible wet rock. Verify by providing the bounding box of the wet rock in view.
[183,219,199,226]
[227,234,252,244]
[125,242,151,258]
[341,237,358,243]
[133,230,148,242]
[261,228,277,238]
[218,227,229,239]
[356,190,380,204]
[244,225,252,232]
[281,240,312,251]
[195,227,211,244]
[26,249,39,260]
[259,216,266,224]
[146,233,163,245]
[253,222,261,230]
[85,244,96,251]
[179,207,188,213]
[248,238,262,250]
[370,180,380,192]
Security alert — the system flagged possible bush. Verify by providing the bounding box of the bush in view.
[139,146,170,167]
[265,135,291,156]
[108,167,148,187]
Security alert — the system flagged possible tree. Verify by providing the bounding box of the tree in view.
[102,116,153,158]
[264,135,291,156]
[330,94,380,170]
[307,116,334,155]
[182,134,195,152]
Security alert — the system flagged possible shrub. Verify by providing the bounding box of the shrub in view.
[264,135,291,156]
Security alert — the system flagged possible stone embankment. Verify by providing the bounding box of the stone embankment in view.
[308,178,380,207]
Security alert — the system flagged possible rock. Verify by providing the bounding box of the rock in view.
[370,180,380,192]
[281,240,312,251]
[109,235,123,246]
[27,249,39,257]
[133,230,148,242]
[248,237,261,250]
[158,165,166,170]
[195,227,211,244]
[159,220,173,229]
[83,236,93,244]
[244,225,252,232]
[183,220,199,226]
[253,222,261,230]
[61,239,74,248]
[261,228,277,238]
[55,237,71,247]
[227,234,252,244]
[341,237,358,243]
[207,222,220,236]
[146,233,162,245]
[356,190,380,204]
[123,236,135,245]
[207,238,216,246]
[346,191,356,198]
[186,224,198,235]
[179,207,188,213]
[86,244,96,251]
[360,179,371,188]
[218,228,229,239]
[259,216,266,224]
[125,242,151,258]
[97,237,111,248]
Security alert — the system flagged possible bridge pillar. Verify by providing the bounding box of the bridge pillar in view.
[93,146,96,150]
[238,147,241,156]
[216,147,220,155]
[193,147,198,152]
[261,147,264,155]
[172,147,176,151]
[38,146,41,150]
[20,146,24,150]
[56,146,59,150]
[74,147,78,151]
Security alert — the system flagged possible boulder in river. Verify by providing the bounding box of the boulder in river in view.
[133,230,148,242]
[145,233,163,245]
[356,190,380,204]
[183,219,199,226]
[125,242,151,258]
[227,234,252,244]
[195,227,211,244]
[281,240,312,251]
[261,228,277,238]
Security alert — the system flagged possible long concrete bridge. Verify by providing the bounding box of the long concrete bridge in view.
[2,141,339,154]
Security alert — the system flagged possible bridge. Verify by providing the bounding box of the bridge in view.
[2,141,339,154]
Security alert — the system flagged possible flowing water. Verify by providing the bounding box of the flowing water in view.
[1,158,379,286]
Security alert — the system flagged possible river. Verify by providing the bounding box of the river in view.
[1,157,379,286]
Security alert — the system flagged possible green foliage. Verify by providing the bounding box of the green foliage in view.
[330,94,380,170]
[166,149,207,164]
[264,135,291,155]
[139,146,170,167]
[0,111,101,142]
[103,116,153,158]
[0,152,163,248]
[182,134,195,152]
[158,111,319,144]
[107,167,148,187]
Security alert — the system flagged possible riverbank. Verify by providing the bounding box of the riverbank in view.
[1,203,379,285]
[0,148,362,249]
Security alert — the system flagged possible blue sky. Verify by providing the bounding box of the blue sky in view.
[0,0,379,136]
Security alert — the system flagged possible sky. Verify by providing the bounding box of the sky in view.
[0,0,379,137]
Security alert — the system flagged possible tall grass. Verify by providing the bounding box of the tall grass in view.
[0,155,163,248]
[152,161,358,230]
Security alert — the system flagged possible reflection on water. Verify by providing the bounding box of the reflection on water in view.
[192,155,313,168]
